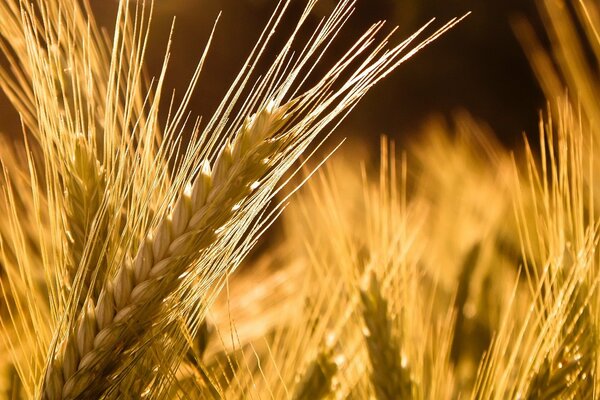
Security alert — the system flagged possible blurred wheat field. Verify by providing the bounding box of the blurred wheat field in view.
[0,0,599,399]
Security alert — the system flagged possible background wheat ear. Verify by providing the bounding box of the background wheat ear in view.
[360,272,415,400]
[469,97,599,400]
[292,350,338,400]
[223,136,455,400]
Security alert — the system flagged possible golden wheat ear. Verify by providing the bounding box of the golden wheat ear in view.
[472,101,598,400]
[0,1,179,396]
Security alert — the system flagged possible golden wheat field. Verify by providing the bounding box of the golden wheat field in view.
[0,0,598,399]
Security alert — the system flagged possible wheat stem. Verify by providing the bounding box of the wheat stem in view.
[42,101,292,399]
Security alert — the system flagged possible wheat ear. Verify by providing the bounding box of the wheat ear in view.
[360,272,415,400]
[42,101,292,399]
[63,136,108,307]
[292,350,338,400]
[524,282,595,399]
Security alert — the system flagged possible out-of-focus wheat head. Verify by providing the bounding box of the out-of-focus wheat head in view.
[0,0,461,398]
[408,114,530,394]
[472,1,600,398]
[517,0,600,204]
[473,98,599,400]
[411,115,517,287]
[243,137,457,399]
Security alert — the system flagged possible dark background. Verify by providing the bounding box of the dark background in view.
[1,0,547,151]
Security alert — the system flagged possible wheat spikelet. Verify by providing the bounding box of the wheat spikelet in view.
[0,0,164,321]
[472,244,597,400]
[524,285,595,399]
